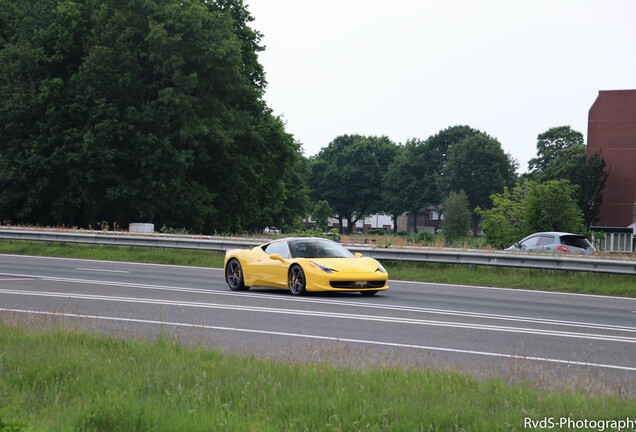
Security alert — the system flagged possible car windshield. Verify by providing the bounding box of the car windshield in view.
[560,235,592,249]
[288,239,354,258]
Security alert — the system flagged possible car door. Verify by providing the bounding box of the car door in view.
[536,234,556,252]
[518,235,541,251]
[253,241,290,288]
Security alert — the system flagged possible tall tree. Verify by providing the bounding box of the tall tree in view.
[527,126,607,229]
[528,126,584,173]
[444,133,518,233]
[425,125,482,168]
[383,139,441,233]
[309,135,397,233]
[0,0,306,232]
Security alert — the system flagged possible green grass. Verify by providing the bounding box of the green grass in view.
[0,240,225,268]
[0,239,634,297]
[0,323,634,431]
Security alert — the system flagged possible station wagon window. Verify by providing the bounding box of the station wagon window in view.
[263,241,290,259]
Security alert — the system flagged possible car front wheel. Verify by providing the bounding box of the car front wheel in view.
[289,265,307,296]
[226,259,249,291]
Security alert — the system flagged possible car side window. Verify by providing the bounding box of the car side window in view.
[264,241,290,259]
[538,235,554,246]
[520,236,541,248]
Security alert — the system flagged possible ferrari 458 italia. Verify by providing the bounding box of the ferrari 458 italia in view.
[224,237,388,296]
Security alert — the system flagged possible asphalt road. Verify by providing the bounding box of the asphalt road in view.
[1,254,634,393]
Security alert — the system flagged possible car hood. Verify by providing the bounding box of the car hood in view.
[303,257,382,273]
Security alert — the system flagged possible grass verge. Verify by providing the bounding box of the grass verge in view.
[0,240,634,297]
[0,322,634,431]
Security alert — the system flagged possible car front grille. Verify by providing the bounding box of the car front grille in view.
[329,280,386,289]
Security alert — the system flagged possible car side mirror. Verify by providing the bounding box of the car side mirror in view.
[269,253,288,264]
[514,242,521,249]
[355,253,363,258]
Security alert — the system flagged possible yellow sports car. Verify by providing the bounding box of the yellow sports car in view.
[224,237,388,296]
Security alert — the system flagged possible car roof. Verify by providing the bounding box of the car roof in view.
[275,237,335,242]
[526,232,584,237]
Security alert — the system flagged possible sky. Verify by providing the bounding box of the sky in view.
[244,0,636,173]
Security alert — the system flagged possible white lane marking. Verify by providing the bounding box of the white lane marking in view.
[0,289,635,344]
[0,278,34,281]
[394,279,636,301]
[1,272,635,334]
[76,268,130,274]
[0,253,222,271]
[1,253,634,301]
[2,308,635,373]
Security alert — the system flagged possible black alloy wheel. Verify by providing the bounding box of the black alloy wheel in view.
[226,259,248,291]
[288,265,307,296]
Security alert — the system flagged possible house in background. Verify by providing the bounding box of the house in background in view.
[329,214,393,233]
[587,89,636,252]
[396,206,444,234]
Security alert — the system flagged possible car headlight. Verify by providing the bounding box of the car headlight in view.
[309,261,336,274]
[376,263,387,273]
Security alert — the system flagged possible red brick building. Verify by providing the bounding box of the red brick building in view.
[587,90,636,227]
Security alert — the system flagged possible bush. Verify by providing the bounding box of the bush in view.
[442,191,471,244]
[477,185,526,249]
[292,228,341,242]
[413,230,435,244]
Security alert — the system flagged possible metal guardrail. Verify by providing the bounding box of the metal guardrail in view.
[0,229,635,276]
[350,247,636,275]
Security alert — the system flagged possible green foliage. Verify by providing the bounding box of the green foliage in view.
[367,228,391,236]
[382,126,497,234]
[526,126,607,229]
[412,229,435,244]
[479,180,583,249]
[524,180,583,234]
[0,407,27,432]
[383,138,441,219]
[292,228,341,242]
[311,200,332,232]
[528,126,584,172]
[477,184,528,249]
[579,151,608,229]
[441,190,471,243]
[0,0,307,232]
[444,133,518,213]
[309,135,397,233]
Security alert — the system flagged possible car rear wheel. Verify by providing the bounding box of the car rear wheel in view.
[289,265,307,296]
[226,259,249,291]
[360,290,379,296]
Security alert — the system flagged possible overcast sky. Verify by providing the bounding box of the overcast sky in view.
[244,0,635,172]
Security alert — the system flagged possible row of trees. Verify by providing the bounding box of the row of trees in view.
[0,2,607,237]
[309,126,519,234]
[310,125,607,238]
